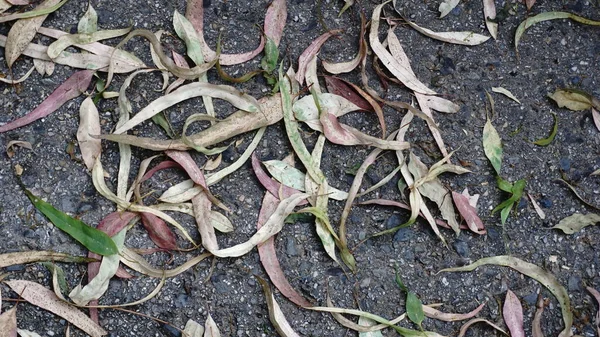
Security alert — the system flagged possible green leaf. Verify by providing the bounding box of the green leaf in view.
[260,37,279,74]
[500,201,514,225]
[515,12,600,51]
[40,262,69,294]
[493,179,526,225]
[284,212,314,224]
[77,4,98,35]
[24,189,118,256]
[151,112,175,138]
[496,176,513,193]
[406,291,425,327]
[483,119,502,175]
[533,112,558,146]
[394,267,408,291]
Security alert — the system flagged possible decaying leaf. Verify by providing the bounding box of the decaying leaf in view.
[503,290,525,337]
[423,302,486,321]
[295,29,341,85]
[0,70,94,133]
[552,213,600,234]
[183,319,204,337]
[47,27,132,59]
[452,191,485,234]
[492,87,521,104]
[439,0,459,18]
[204,313,221,337]
[587,287,600,336]
[483,118,502,175]
[256,276,302,337]
[528,193,546,220]
[532,294,546,337]
[0,65,35,83]
[457,318,507,337]
[483,0,498,39]
[322,13,366,74]
[549,88,596,111]
[120,248,210,278]
[32,58,54,76]
[4,0,61,68]
[403,18,490,46]
[77,3,97,34]
[5,140,32,158]
[0,251,94,268]
[515,12,600,51]
[440,255,572,337]
[0,307,17,337]
[140,212,178,250]
[77,97,102,171]
[5,280,107,337]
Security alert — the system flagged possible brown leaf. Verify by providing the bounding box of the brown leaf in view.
[257,192,312,307]
[4,0,61,67]
[503,290,525,337]
[324,76,373,112]
[256,276,303,337]
[5,280,107,337]
[532,294,546,337]
[423,302,486,322]
[140,212,178,250]
[0,70,94,133]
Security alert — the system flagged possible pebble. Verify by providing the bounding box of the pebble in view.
[358,230,367,241]
[360,277,371,288]
[559,158,571,171]
[523,292,538,305]
[453,240,470,258]
[568,275,582,292]
[286,237,298,256]
[385,214,403,229]
[393,228,412,242]
[539,197,553,208]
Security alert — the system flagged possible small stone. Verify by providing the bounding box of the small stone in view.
[358,230,367,241]
[568,275,582,292]
[453,240,470,258]
[286,237,298,256]
[523,292,538,305]
[161,323,182,337]
[174,293,189,308]
[539,198,553,208]
[393,227,412,242]
[360,278,371,289]
[487,227,500,240]
[385,214,403,229]
[560,158,571,171]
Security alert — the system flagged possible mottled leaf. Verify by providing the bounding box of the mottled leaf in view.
[77,4,97,34]
[483,119,502,175]
[552,213,600,234]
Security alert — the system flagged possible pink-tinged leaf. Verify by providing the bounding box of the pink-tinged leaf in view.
[452,191,486,234]
[424,302,486,322]
[532,294,546,337]
[140,212,178,250]
[165,150,207,187]
[526,0,536,10]
[5,280,107,337]
[319,112,408,150]
[184,0,264,65]
[4,0,61,68]
[324,76,373,112]
[140,160,182,182]
[295,29,342,85]
[0,70,94,133]
[77,97,102,171]
[264,0,287,46]
[257,192,312,307]
[503,290,525,337]
[334,78,387,137]
[0,307,17,337]
[115,266,134,279]
[587,287,600,336]
[97,211,137,237]
[251,152,305,203]
[592,108,600,132]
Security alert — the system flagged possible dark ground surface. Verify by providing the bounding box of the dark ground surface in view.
[1,0,600,336]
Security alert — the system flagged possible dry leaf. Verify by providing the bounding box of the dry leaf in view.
[0,251,93,268]
[5,0,61,67]
[256,276,302,337]
[503,290,525,337]
[0,66,35,83]
[483,0,498,39]
[0,307,17,337]
[204,314,221,337]
[140,212,178,250]
[532,294,546,337]
[322,13,366,74]
[439,0,459,18]
[423,302,486,321]
[452,191,485,234]
[6,140,32,158]
[457,318,507,337]
[552,213,600,234]
[528,193,546,220]
[587,287,600,336]
[120,248,210,278]
[403,18,490,46]
[32,58,54,76]
[77,97,102,171]
[295,29,341,85]
[492,87,521,104]
[183,319,204,337]
[5,280,107,337]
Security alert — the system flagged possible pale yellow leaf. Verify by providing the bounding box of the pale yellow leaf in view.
[77,97,102,171]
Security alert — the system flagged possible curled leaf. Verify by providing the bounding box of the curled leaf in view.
[404,18,490,46]
[515,12,600,51]
[533,113,558,146]
[256,276,303,337]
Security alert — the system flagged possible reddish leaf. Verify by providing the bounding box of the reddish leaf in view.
[97,211,138,237]
[140,160,182,182]
[251,152,304,203]
[295,29,342,85]
[324,76,373,112]
[532,294,546,337]
[165,150,207,187]
[140,212,178,250]
[0,307,17,337]
[503,290,525,337]
[264,0,287,46]
[452,191,485,234]
[257,192,312,307]
[0,70,94,133]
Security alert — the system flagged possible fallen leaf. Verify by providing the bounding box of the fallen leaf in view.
[0,66,35,83]
[324,76,373,112]
[552,213,600,234]
[526,0,536,10]
[113,82,260,134]
[23,188,118,256]
[5,140,32,158]
[295,29,341,85]
[204,313,221,337]
[5,280,107,337]
[587,287,600,336]
[263,160,306,191]
[404,18,490,46]
[358,316,384,337]
[528,193,546,220]
[370,3,436,94]
[120,248,210,278]
[0,0,67,23]
[0,70,94,133]
[452,191,485,234]
[0,251,94,268]
[483,0,498,39]
[77,3,97,34]
[322,13,366,74]
[257,192,312,307]
[457,318,507,337]
[503,290,525,337]
[17,330,42,337]
[483,118,502,175]
[0,306,17,337]
[440,255,572,337]
[532,294,546,337]
[183,319,204,337]
[77,97,102,171]
[533,112,558,146]
[592,108,600,131]
[256,276,303,337]
[47,27,132,59]
[439,0,459,18]
[423,302,486,321]
[492,87,521,104]
[4,0,62,67]
[549,88,595,111]
[140,212,178,250]
[32,58,54,76]
[515,12,600,51]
